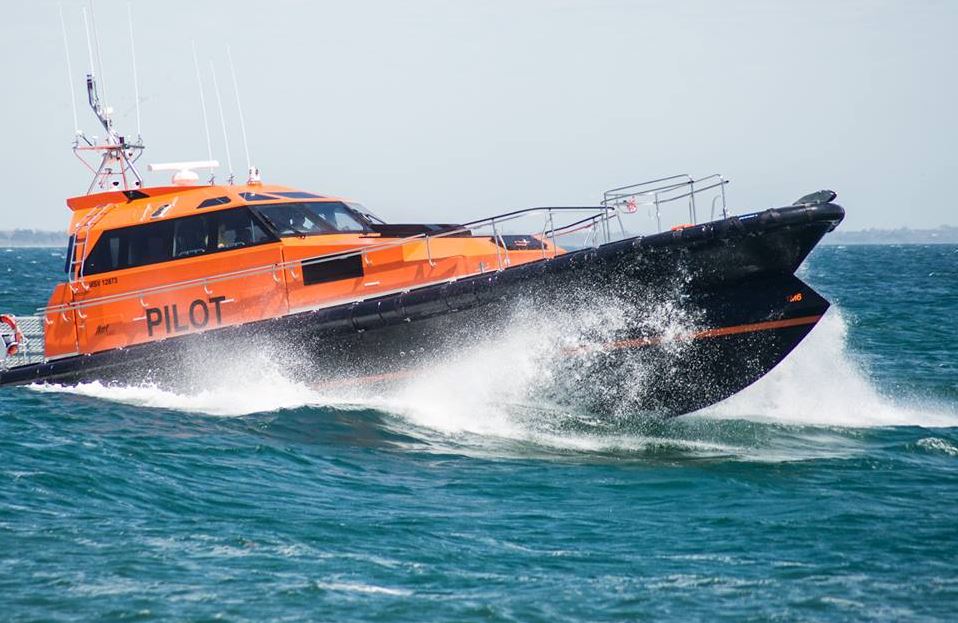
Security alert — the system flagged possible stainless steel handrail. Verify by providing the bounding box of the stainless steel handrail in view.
[0,315,46,369]
[602,174,693,200]
[602,173,729,231]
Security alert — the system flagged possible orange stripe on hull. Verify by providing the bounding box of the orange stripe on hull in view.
[600,314,824,352]
[312,314,823,390]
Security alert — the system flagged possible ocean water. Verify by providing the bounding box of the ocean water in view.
[1,244,956,621]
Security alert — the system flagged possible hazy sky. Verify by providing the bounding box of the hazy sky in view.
[2,0,956,231]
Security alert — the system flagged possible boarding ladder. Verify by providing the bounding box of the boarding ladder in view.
[68,203,113,288]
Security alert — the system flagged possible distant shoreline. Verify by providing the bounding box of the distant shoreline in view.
[2,226,957,248]
[820,225,958,245]
[2,243,66,249]
[0,230,68,248]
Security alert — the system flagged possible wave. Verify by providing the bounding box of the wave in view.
[916,437,958,457]
[702,311,958,428]
[29,356,333,417]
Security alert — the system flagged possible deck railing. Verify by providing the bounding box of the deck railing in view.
[1,316,47,369]
[601,173,729,232]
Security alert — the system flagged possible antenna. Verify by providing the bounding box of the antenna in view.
[58,4,79,134]
[81,7,95,80]
[127,3,141,138]
[210,62,235,185]
[80,6,109,138]
[191,42,214,182]
[88,0,109,118]
[226,46,255,181]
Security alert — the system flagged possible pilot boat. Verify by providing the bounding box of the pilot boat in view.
[0,71,844,417]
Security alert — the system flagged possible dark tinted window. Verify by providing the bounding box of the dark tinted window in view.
[173,216,210,258]
[84,220,176,275]
[214,208,273,249]
[64,235,76,274]
[196,196,231,209]
[128,219,175,267]
[149,204,171,219]
[83,230,122,275]
[238,192,279,202]
[252,201,369,236]
[82,207,276,276]
[275,191,324,199]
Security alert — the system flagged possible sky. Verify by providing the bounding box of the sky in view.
[1,0,956,231]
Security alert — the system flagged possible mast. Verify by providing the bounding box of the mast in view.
[73,73,146,194]
[69,3,146,195]
[64,6,230,193]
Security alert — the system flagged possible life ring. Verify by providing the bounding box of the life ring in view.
[0,314,23,357]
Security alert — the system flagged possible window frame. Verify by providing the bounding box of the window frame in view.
[250,201,372,238]
[81,206,280,277]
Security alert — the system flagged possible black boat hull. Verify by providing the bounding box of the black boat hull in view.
[0,201,844,417]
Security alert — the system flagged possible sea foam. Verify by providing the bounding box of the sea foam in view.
[30,305,957,434]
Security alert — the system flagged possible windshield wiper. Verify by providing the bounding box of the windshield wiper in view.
[259,213,306,237]
[287,225,310,237]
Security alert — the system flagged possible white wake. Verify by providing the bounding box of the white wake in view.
[702,311,958,428]
[30,307,957,436]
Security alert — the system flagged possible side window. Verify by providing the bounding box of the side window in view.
[105,234,122,268]
[64,235,76,274]
[82,208,276,276]
[309,203,368,233]
[84,229,133,275]
[127,219,174,268]
[332,208,365,232]
[250,218,272,244]
[83,230,123,275]
[212,208,271,250]
[173,215,211,258]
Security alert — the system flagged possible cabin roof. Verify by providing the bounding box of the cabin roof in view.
[66,183,350,235]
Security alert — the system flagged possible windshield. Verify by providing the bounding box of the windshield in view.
[251,201,369,236]
[346,202,386,225]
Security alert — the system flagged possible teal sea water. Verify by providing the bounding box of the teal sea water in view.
[1,245,956,621]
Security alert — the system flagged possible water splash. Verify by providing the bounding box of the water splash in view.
[30,354,329,417]
[367,295,699,437]
[915,437,958,457]
[703,311,958,428]
[28,304,957,443]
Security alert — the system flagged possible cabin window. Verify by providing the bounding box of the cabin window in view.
[173,216,210,258]
[125,219,175,267]
[274,191,324,199]
[251,201,369,236]
[196,196,231,209]
[214,208,273,250]
[63,235,76,274]
[238,192,279,202]
[346,202,386,225]
[82,207,278,276]
[150,204,172,219]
